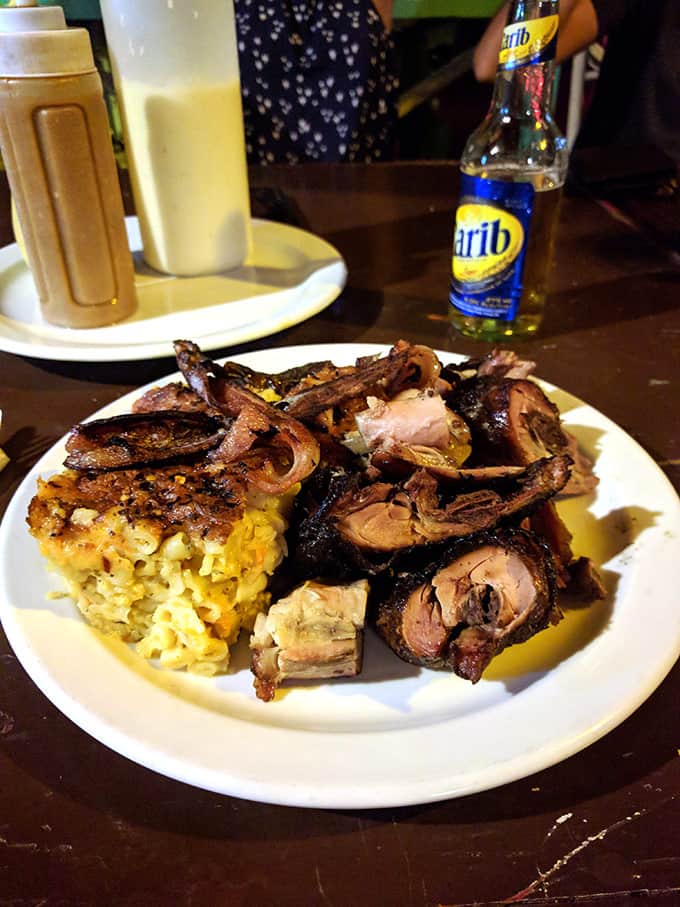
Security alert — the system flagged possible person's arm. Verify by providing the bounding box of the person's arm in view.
[473,0,600,82]
[372,0,394,31]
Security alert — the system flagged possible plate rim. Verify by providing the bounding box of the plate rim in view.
[1,341,679,809]
[0,219,347,362]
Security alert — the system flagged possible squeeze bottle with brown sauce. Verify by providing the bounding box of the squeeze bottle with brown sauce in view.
[0,1,135,328]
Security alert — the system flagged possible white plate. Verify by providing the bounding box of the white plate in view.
[1,344,679,809]
[0,218,346,362]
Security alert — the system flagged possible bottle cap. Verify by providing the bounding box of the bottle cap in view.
[0,2,95,77]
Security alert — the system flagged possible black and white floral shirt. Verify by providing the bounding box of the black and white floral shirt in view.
[235,0,399,163]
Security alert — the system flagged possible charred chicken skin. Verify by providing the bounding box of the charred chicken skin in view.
[375,529,560,682]
[452,375,597,496]
[291,455,570,571]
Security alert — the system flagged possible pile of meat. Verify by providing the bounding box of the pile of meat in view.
[60,339,604,701]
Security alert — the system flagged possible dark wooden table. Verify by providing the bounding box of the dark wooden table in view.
[1,163,679,906]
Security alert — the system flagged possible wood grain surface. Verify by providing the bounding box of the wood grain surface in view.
[0,163,678,906]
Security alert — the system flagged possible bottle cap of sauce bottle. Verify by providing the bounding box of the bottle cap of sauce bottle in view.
[0,0,136,329]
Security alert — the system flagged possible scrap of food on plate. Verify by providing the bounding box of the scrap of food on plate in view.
[27,339,605,699]
[250,578,369,702]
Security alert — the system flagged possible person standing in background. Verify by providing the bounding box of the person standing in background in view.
[474,0,680,164]
[235,0,398,164]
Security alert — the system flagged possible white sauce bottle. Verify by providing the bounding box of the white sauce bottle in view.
[100,0,251,277]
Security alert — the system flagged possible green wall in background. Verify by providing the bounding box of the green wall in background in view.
[394,0,501,18]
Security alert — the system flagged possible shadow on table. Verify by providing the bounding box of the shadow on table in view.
[541,270,680,338]
[24,349,180,387]
[1,647,677,838]
[325,208,452,292]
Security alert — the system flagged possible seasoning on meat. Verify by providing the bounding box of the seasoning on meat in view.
[453,376,598,496]
[64,411,226,471]
[375,529,559,682]
[329,455,570,552]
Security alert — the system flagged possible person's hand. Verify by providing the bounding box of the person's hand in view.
[473,0,598,83]
[372,0,393,31]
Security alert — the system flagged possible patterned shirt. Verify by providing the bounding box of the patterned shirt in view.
[235,0,399,164]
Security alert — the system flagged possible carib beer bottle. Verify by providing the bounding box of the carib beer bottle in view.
[449,0,568,340]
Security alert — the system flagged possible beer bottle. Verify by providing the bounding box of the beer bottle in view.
[449,0,568,341]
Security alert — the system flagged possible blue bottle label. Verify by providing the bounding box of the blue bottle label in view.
[499,14,558,70]
[450,174,535,321]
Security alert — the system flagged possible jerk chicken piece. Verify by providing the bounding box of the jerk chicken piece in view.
[453,375,603,595]
[250,579,369,701]
[331,455,570,552]
[476,348,537,380]
[174,340,320,494]
[64,340,321,496]
[370,442,524,483]
[529,500,575,588]
[62,339,320,496]
[453,376,597,496]
[279,343,410,422]
[132,381,220,417]
[440,348,536,386]
[64,411,226,471]
[354,391,452,452]
[289,456,570,580]
[347,389,472,464]
[376,529,559,682]
[288,468,398,580]
[203,357,356,397]
[279,340,448,431]
[529,499,606,598]
[207,351,401,400]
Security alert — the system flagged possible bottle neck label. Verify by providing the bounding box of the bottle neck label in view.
[450,174,534,321]
[498,13,558,70]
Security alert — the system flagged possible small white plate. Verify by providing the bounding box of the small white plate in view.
[0,218,346,362]
[1,344,679,809]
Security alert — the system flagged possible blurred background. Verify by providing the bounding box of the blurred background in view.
[0,0,596,164]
